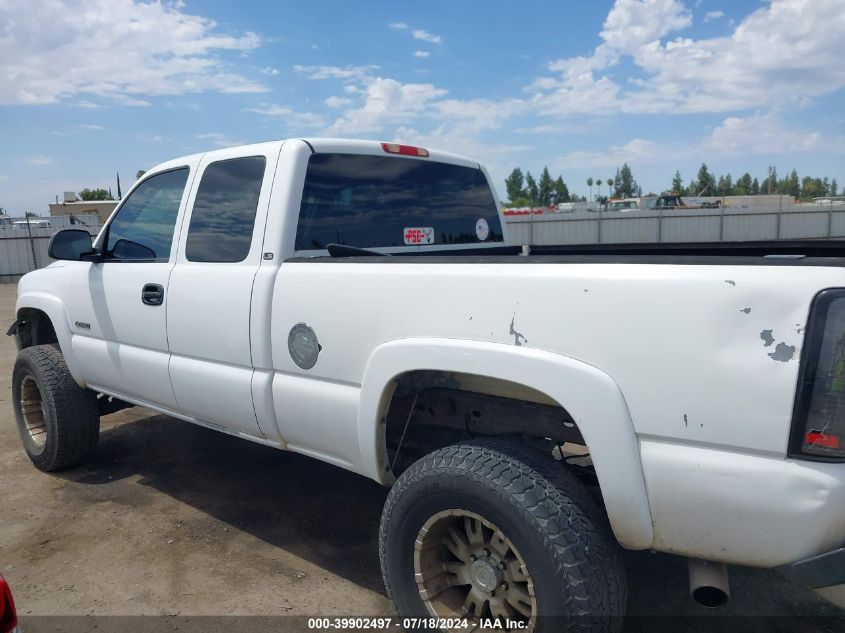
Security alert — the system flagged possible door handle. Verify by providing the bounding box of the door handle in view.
[141,283,165,306]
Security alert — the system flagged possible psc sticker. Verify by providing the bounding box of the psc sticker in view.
[475,218,490,241]
[403,227,435,245]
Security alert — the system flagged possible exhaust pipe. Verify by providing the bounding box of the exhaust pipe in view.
[688,558,730,608]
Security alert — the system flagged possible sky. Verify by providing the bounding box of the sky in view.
[1,0,844,214]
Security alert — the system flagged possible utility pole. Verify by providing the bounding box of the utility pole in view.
[25,216,37,271]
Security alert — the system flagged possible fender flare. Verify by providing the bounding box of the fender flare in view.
[357,337,654,550]
[15,291,86,386]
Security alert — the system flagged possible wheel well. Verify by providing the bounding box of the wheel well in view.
[14,308,58,350]
[383,370,592,479]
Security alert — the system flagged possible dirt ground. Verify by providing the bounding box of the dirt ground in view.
[0,281,842,631]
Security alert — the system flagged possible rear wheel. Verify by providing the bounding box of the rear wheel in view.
[12,345,99,472]
[379,438,626,632]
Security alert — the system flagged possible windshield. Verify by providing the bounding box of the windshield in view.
[295,153,502,251]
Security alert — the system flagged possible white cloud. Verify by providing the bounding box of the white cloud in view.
[324,77,447,135]
[325,96,352,108]
[554,139,674,171]
[412,29,442,44]
[552,113,836,173]
[26,155,54,165]
[704,113,824,154]
[52,124,105,136]
[73,100,103,109]
[293,64,379,81]
[242,103,326,128]
[135,133,171,143]
[261,67,280,76]
[534,0,845,115]
[197,132,243,148]
[388,22,408,30]
[600,0,691,57]
[704,10,725,22]
[433,98,526,132]
[413,51,430,58]
[0,0,265,106]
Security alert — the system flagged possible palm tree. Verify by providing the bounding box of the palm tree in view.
[607,177,615,199]
[596,179,603,200]
[586,177,593,204]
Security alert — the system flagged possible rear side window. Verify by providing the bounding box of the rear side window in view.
[295,154,502,250]
[106,168,188,261]
[186,156,266,263]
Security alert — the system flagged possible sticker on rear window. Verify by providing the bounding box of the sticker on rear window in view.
[476,218,490,241]
[404,227,434,245]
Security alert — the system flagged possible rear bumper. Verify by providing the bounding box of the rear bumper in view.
[778,546,845,608]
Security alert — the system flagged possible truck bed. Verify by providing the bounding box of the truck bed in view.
[290,240,845,266]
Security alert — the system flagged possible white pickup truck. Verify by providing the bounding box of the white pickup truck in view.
[8,139,845,630]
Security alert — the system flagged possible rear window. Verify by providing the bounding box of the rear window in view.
[186,156,266,263]
[295,153,502,250]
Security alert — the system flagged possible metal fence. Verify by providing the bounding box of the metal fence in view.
[3,204,845,281]
[503,202,845,246]
[0,217,102,281]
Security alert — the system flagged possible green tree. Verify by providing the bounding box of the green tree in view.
[832,178,839,197]
[606,177,614,197]
[750,177,760,195]
[78,188,112,201]
[613,163,638,198]
[552,176,570,204]
[525,172,539,206]
[784,169,800,198]
[801,176,825,200]
[735,173,753,195]
[586,177,594,203]
[135,169,146,180]
[25,211,37,218]
[694,163,715,195]
[761,165,778,195]
[595,179,603,199]
[538,167,554,206]
[716,174,733,197]
[671,170,684,195]
[505,167,525,202]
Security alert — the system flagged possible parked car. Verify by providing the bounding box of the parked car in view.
[7,139,845,631]
[12,219,51,229]
[0,573,18,633]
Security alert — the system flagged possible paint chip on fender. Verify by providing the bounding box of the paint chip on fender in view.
[768,342,796,362]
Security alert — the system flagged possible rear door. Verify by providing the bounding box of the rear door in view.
[166,143,281,436]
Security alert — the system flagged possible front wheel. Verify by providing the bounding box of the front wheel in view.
[12,344,100,472]
[379,438,626,632]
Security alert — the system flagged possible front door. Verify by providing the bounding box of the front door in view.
[166,143,280,437]
[67,165,195,410]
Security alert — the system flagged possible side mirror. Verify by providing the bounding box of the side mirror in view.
[47,229,95,261]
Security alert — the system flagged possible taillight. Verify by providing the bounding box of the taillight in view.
[0,575,17,633]
[380,142,429,157]
[790,289,845,460]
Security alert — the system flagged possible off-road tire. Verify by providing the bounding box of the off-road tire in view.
[12,344,99,472]
[379,437,626,632]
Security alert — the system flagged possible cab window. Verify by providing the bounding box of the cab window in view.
[185,156,266,263]
[105,168,189,261]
